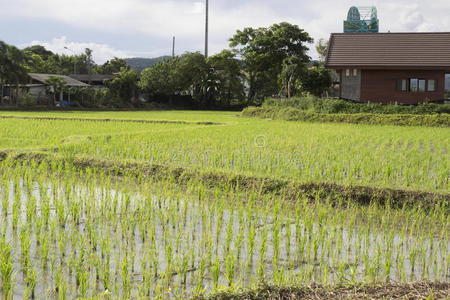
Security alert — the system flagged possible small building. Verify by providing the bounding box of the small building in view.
[29,73,89,102]
[29,73,89,88]
[4,83,46,98]
[325,32,450,104]
[2,83,47,105]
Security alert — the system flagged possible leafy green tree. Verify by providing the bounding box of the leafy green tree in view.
[23,45,54,61]
[23,52,47,73]
[176,52,211,105]
[139,57,181,104]
[229,22,313,101]
[42,55,62,74]
[105,68,139,105]
[0,41,8,104]
[300,66,332,97]
[21,45,92,75]
[208,50,245,104]
[316,38,329,64]
[94,58,128,74]
[84,48,94,75]
[279,57,307,98]
[0,42,28,105]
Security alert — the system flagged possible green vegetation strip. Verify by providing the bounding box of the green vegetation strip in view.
[0,115,222,126]
[242,106,450,127]
[198,281,450,300]
[1,150,448,211]
[263,97,450,115]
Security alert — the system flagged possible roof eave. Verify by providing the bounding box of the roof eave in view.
[324,34,335,69]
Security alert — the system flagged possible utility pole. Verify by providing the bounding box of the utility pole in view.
[172,36,176,57]
[205,0,209,58]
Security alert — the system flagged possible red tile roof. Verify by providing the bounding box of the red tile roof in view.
[325,33,450,70]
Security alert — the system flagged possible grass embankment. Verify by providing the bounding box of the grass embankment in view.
[1,150,448,211]
[244,97,450,127]
[0,114,222,125]
[0,110,240,123]
[199,282,450,300]
[242,106,450,127]
[264,97,450,115]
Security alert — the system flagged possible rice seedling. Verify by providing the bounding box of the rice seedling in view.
[0,111,447,298]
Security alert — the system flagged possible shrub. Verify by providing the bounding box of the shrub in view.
[242,106,450,127]
[262,97,450,115]
[19,93,37,107]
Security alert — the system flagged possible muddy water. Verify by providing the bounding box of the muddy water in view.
[0,178,448,299]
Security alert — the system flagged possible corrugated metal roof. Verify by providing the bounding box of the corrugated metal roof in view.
[325,33,450,69]
[69,74,116,82]
[5,84,45,88]
[29,73,90,87]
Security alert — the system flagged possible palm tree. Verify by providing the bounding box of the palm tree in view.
[45,76,67,106]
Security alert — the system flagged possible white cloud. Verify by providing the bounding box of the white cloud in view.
[189,2,205,14]
[27,37,129,64]
[5,0,450,61]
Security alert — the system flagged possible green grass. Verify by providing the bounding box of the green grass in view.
[0,111,448,193]
[0,161,448,298]
[243,106,450,127]
[263,97,450,115]
[0,110,448,299]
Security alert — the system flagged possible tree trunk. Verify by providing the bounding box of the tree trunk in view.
[15,82,19,106]
[287,74,294,99]
[248,74,255,101]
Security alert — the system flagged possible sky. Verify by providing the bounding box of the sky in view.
[0,0,449,64]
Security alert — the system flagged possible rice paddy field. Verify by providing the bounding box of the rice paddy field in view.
[0,111,448,299]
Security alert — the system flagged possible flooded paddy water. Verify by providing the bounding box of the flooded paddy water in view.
[0,163,448,299]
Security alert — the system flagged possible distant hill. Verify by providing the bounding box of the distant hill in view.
[125,56,171,72]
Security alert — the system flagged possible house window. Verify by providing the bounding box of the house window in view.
[427,80,436,92]
[346,69,350,77]
[397,79,407,91]
[409,79,418,92]
[353,69,357,76]
[418,79,426,92]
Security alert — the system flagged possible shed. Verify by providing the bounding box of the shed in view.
[68,74,116,89]
[29,73,89,87]
[28,73,89,103]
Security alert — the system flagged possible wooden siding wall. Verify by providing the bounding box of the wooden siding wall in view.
[360,70,446,104]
